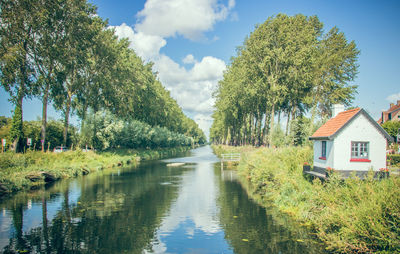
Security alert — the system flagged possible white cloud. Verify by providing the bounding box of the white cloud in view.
[386,92,400,102]
[135,0,235,40]
[111,23,166,60]
[183,54,196,64]
[194,113,214,138]
[148,163,221,253]
[154,55,225,118]
[190,56,226,81]
[109,0,234,137]
[228,0,235,9]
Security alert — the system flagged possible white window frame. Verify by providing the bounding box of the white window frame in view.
[351,141,369,159]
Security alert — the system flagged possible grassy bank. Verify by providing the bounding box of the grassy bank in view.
[213,145,400,253]
[0,146,190,195]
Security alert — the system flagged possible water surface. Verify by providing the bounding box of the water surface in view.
[0,146,324,253]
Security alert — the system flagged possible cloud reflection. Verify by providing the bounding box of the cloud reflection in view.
[148,161,222,252]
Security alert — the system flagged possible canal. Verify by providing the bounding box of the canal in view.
[0,146,325,253]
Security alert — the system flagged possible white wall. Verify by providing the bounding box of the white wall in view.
[313,140,334,168]
[332,114,387,171]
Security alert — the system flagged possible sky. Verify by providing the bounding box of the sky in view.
[1,0,399,138]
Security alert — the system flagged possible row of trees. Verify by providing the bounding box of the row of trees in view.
[0,0,206,152]
[80,110,196,150]
[0,113,199,151]
[210,14,360,146]
[0,116,78,151]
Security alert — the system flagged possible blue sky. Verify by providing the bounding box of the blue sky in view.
[1,0,399,137]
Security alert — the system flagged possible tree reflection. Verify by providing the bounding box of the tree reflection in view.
[1,163,181,253]
[2,202,31,253]
[216,165,325,254]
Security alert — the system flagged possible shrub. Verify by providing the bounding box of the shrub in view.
[80,110,192,150]
[388,154,400,165]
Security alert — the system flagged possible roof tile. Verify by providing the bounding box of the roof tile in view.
[311,108,361,138]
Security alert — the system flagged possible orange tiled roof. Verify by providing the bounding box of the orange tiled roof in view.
[384,103,400,114]
[311,108,361,138]
[380,102,400,123]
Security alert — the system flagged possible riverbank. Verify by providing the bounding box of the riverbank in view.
[213,145,400,253]
[0,146,191,196]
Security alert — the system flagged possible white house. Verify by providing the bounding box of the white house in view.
[308,105,393,178]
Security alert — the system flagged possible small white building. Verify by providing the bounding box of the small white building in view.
[309,105,393,177]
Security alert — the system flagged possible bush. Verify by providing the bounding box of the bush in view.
[388,154,400,165]
[80,110,192,150]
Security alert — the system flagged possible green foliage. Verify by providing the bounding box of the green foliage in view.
[211,14,359,146]
[1,0,206,152]
[214,145,400,253]
[382,120,400,142]
[9,104,24,151]
[388,154,400,165]
[1,117,77,150]
[270,124,289,147]
[80,110,193,150]
[23,119,77,149]
[290,116,312,146]
[0,116,9,128]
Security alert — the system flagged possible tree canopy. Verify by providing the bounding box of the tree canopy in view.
[211,14,359,146]
[0,0,206,151]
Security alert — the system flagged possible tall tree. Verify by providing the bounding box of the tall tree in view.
[0,0,40,151]
[211,14,359,146]
[311,27,360,119]
[32,0,71,148]
[52,0,99,145]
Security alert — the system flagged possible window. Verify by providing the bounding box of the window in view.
[351,142,370,162]
[319,141,326,160]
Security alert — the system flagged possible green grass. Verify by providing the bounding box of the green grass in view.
[213,145,400,253]
[0,146,190,194]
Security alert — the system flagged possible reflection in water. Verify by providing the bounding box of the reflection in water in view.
[0,146,325,253]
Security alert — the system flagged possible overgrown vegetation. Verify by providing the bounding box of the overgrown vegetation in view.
[80,110,194,150]
[381,120,400,143]
[0,146,190,195]
[0,116,78,151]
[388,154,400,166]
[0,112,199,152]
[213,145,400,253]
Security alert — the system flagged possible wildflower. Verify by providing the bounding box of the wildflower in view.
[379,168,389,172]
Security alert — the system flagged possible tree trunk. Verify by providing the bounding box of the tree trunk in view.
[11,95,24,152]
[42,196,50,252]
[268,103,275,146]
[285,109,291,136]
[310,104,317,129]
[63,92,72,146]
[291,106,297,122]
[41,83,50,148]
[243,115,247,145]
[263,112,271,146]
[277,111,281,124]
[12,202,29,252]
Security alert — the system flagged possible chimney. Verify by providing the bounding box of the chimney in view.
[397,100,400,106]
[332,104,345,118]
[390,103,395,108]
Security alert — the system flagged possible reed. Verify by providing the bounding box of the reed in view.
[213,145,400,253]
[0,146,190,195]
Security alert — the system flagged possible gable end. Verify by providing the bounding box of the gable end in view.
[330,109,393,142]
